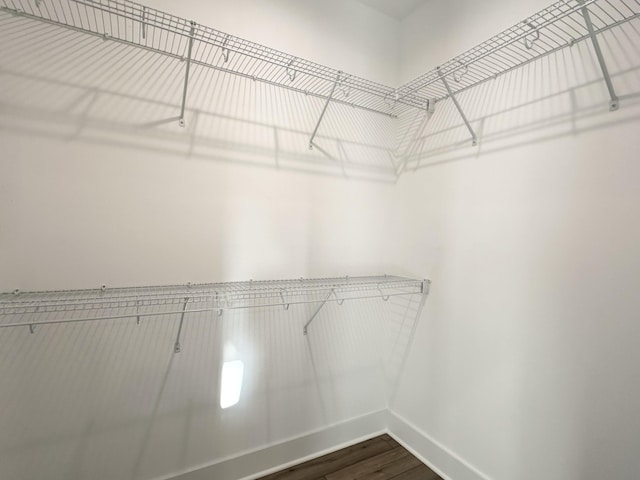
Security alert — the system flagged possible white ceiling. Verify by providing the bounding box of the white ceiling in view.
[358,0,429,20]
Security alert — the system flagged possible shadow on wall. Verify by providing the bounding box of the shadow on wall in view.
[3,12,639,185]
[396,20,640,172]
[0,12,400,183]
[0,291,425,480]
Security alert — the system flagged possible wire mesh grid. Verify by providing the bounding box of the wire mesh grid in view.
[1,0,637,173]
[1,0,636,123]
[396,0,640,102]
[0,276,427,327]
[0,0,430,116]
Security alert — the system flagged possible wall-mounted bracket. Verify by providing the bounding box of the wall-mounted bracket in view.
[136,299,141,325]
[421,279,431,296]
[279,289,290,310]
[178,21,196,127]
[141,6,147,39]
[438,67,477,146]
[308,72,342,150]
[29,306,39,334]
[578,0,619,111]
[173,297,189,353]
[303,289,335,335]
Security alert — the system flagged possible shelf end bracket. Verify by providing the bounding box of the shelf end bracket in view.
[578,0,619,111]
[437,68,478,146]
[421,279,431,296]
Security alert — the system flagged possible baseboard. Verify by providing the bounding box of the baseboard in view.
[167,409,388,480]
[386,410,491,480]
[166,409,490,480]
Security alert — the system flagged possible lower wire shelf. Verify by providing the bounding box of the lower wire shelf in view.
[0,275,430,349]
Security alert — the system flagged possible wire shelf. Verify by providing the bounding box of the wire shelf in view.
[0,275,428,328]
[0,0,430,116]
[1,0,636,162]
[396,0,640,103]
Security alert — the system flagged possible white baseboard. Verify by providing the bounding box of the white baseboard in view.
[167,409,491,480]
[386,410,491,480]
[167,409,388,480]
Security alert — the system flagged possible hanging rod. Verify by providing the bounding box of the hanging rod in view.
[0,0,429,116]
[396,0,639,103]
[0,275,428,325]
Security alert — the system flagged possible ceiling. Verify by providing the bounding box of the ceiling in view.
[358,0,429,20]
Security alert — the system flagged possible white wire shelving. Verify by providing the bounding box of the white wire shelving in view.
[393,0,640,147]
[0,0,429,118]
[0,276,430,348]
[0,0,637,154]
[397,0,639,105]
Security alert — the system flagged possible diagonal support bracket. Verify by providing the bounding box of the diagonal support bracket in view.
[309,72,342,150]
[303,289,335,335]
[578,0,619,111]
[173,297,190,353]
[178,21,196,127]
[438,67,477,146]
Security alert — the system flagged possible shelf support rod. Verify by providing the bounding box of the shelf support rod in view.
[309,72,342,150]
[437,67,477,146]
[303,289,334,335]
[578,0,619,111]
[173,297,190,353]
[29,306,38,334]
[141,6,147,39]
[179,21,196,127]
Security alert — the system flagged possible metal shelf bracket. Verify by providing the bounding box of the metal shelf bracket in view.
[421,279,431,296]
[141,6,147,39]
[136,299,141,325]
[303,289,334,335]
[437,67,478,146]
[309,72,342,150]
[173,297,190,353]
[578,0,619,111]
[178,21,196,127]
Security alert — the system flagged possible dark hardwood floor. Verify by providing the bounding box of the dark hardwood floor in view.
[257,434,442,480]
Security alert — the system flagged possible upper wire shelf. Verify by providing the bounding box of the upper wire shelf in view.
[0,0,636,116]
[396,0,640,103]
[0,0,430,116]
[1,0,637,159]
[0,275,428,328]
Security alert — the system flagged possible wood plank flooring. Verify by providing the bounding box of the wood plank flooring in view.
[257,434,442,480]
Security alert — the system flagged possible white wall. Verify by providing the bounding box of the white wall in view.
[399,0,551,82]
[392,1,640,479]
[150,0,401,86]
[0,0,401,291]
[0,2,409,480]
[2,1,640,479]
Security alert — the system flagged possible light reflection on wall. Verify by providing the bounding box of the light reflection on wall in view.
[220,343,244,409]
